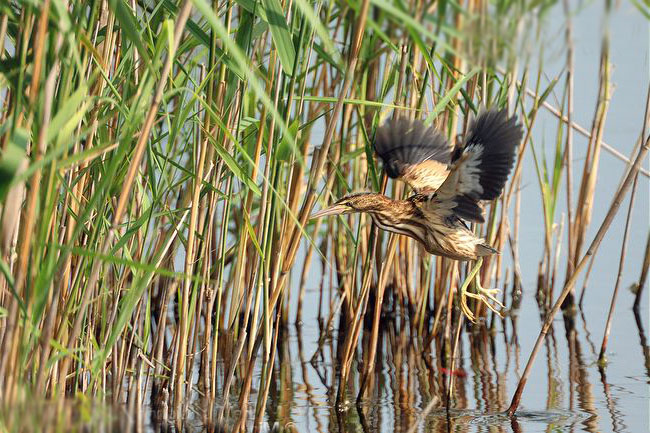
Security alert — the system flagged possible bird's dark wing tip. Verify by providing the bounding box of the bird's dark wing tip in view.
[453,195,485,223]
[464,107,523,201]
[428,107,522,223]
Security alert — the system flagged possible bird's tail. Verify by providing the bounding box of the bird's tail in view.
[476,243,500,256]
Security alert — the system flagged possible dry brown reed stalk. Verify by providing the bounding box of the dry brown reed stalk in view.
[195,41,223,393]
[230,76,270,335]
[578,132,645,305]
[3,1,643,430]
[562,0,575,279]
[174,65,211,416]
[293,31,327,324]
[50,2,194,400]
[0,14,7,58]
[269,10,373,397]
[356,233,398,401]
[634,234,650,311]
[0,0,53,402]
[565,43,611,311]
[507,121,650,417]
[272,57,322,323]
[597,85,650,363]
[245,54,282,360]
[507,176,523,297]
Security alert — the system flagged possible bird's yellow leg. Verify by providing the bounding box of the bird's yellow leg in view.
[459,258,505,323]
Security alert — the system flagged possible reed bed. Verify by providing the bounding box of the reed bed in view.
[0,0,647,431]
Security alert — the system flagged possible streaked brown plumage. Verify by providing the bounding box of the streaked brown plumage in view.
[310,108,524,319]
[311,108,523,261]
[312,192,497,260]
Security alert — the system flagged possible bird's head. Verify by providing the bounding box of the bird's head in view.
[310,192,388,219]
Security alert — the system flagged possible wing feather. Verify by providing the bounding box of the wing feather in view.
[374,118,451,193]
[425,108,523,223]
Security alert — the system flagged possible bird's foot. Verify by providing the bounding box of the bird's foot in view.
[459,258,505,323]
[464,282,505,318]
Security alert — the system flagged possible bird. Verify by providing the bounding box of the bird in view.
[309,108,523,321]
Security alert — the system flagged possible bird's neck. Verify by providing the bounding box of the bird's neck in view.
[365,198,419,237]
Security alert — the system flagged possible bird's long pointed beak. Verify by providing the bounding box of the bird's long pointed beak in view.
[309,204,348,219]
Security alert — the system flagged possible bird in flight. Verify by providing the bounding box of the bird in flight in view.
[310,108,523,321]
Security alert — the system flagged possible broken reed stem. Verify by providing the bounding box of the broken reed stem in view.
[507,132,650,416]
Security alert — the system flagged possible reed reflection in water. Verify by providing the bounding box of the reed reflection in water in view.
[134,292,646,433]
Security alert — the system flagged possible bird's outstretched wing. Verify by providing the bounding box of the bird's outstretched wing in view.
[374,118,452,193]
[424,108,523,223]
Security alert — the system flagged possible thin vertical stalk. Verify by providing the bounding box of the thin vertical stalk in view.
[507,132,650,416]
[633,233,650,311]
[278,0,371,295]
[598,84,650,362]
[55,1,193,394]
[567,20,612,309]
[562,0,575,278]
